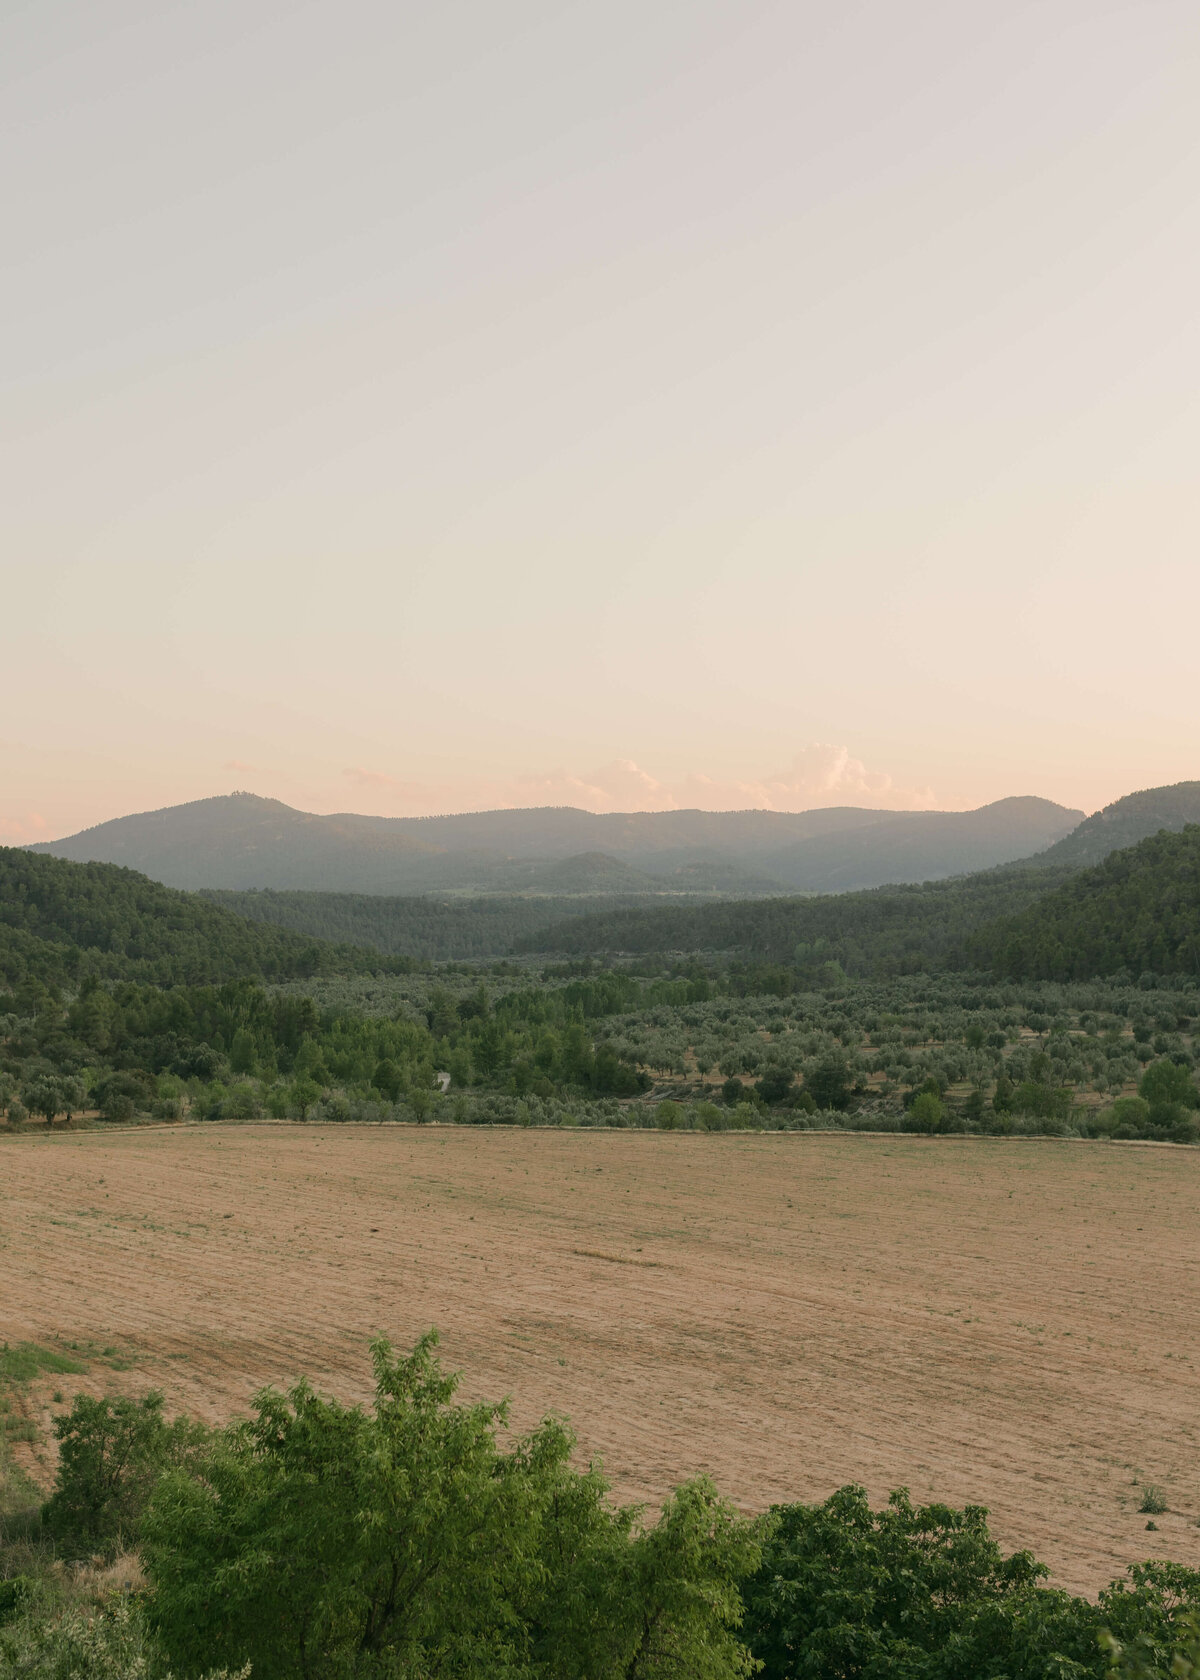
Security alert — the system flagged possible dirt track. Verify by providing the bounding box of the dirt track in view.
[3,1123,1199,1593]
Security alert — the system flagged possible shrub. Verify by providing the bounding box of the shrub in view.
[1139,1485,1168,1515]
[0,1598,249,1680]
[42,1392,209,1561]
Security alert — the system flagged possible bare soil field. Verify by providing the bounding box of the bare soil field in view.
[3,1123,1199,1594]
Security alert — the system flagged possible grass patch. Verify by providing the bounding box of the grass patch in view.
[0,1343,88,1385]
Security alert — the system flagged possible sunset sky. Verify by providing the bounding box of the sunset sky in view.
[4,0,1199,842]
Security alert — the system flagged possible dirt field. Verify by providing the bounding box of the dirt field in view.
[3,1123,1199,1594]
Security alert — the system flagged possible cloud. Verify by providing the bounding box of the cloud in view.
[335,746,950,817]
[512,759,677,814]
[342,766,457,803]
[0,812,51,843]
[223,758,260,773]
[677,745,945,813]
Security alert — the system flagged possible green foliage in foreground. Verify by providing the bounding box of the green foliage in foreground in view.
[1102,1613,1200,1677]
[743,1486,1200,1679]
[0,1597,248,1679]
[143,1333,760,1680]
[6,1336,1200,1679]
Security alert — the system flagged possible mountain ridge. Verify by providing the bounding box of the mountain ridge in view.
[30,790,1083,895]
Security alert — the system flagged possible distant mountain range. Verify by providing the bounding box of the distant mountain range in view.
[30,790,1082,896]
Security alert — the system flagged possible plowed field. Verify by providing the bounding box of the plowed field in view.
[3,1124,1199,1594]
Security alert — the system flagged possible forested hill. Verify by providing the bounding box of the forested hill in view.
[1032,781,1200,869]
[513,865,1073,977]
[200,888,708,961]
[0,848,396,989]
[970,826,1200,981]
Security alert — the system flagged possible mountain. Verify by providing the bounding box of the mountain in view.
[29,795,445,892]
[970,826,1200,981]
[0,847,393,990]
[1032,781,1200,870]
[31,791,1082,895]
[760,797,1081,892]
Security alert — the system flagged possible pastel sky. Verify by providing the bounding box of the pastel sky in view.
[4,0,1199,842]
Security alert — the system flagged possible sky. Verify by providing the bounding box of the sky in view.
[3,0,1199,841]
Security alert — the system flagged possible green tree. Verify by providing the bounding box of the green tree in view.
[1139,1058,1198,1126]
[370,1057,403,1101]
[20,1076,62,1126]
[805,1054,850,1112]
[229,1029,257,1075]
[757,1067,796,1106]
[741,1484,1100,1680]
[287,1076,321,1121]
[905,1091,945,1134]
[143,1333,760,1680]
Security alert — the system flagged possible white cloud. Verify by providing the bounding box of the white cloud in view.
[678,745,945,813]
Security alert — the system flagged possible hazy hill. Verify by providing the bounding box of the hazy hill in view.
[483,851,680,895]
[0,847,391,989]
[29,794,445,893]
[761,797,1080,892]
[32,790,1081,895]
[971,826,1200,981]
[1032,781,1200,870]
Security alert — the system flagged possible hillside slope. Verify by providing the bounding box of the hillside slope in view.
[763,796,1081,891]
[32,791,1081,894]
[971,826,1200,981]
[0,847,390,989]
[512,863,1073,976]
[202,888,712,961]
[1034,781,1200,869]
